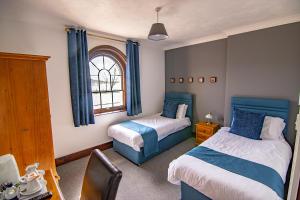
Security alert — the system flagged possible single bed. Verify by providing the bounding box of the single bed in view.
[108,92,193,165]
[168,96,292,200]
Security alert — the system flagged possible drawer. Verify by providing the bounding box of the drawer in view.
[196,133,210,141]
[197,130,213,138]
[197,126,213,135]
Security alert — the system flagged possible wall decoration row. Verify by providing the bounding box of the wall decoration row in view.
[170,76,217,84]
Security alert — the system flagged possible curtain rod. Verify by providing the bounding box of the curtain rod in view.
[65,27,126,43]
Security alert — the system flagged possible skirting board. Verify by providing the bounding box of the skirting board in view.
[55,141,113,166]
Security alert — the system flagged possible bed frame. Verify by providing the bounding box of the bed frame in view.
[113,92,193,165]
[181,96,290,200]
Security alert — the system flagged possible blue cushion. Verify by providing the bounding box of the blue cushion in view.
[229,108,265,140]
[161,101,178,119]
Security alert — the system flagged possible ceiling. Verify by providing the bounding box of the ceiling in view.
[3,0,300,47]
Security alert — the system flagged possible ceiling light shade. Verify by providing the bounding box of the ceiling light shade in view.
[148,7,168,41]
[148,23,168,41]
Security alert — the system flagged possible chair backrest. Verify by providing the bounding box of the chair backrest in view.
[81,149,122,200]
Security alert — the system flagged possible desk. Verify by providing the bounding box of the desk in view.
[44,170,64,200]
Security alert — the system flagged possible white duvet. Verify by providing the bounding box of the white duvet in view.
[168,127,292,200]
[108,113,191,151]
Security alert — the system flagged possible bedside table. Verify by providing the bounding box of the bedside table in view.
[195,122,220,145]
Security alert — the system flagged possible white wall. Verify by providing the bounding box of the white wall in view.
[0,1,165,158]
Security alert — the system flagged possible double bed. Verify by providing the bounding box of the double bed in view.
[168,97,292,200]
[108,92,193,165]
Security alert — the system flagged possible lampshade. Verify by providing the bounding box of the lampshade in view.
[148,23,168,41]
[148,7,168,41]
[205,112,213,120]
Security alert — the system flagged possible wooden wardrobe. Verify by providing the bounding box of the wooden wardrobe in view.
[0,52,58,178]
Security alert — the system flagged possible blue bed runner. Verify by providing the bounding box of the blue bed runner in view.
[119,121,159,157]
[186,146,284,199]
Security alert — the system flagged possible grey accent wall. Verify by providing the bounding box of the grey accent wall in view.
[165,39,227,124]
[224,22,300,144]
[165,22,300,144]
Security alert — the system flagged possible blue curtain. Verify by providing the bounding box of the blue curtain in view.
[126,40,142,116]
[67,28,95,127]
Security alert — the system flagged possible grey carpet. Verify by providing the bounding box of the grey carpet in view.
[57,138,195,200]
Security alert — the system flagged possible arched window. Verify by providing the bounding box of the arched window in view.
[89,45,126,114]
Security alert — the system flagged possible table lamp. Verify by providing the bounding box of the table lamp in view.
[205,112,213,124]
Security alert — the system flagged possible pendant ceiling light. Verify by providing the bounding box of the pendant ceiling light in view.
[148,7,168,41]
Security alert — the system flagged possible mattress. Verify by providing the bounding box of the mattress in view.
[108,113,191,151]
[168,127,292,200]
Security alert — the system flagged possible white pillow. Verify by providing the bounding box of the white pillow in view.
[260,116,286,140]
[176,104,188,119]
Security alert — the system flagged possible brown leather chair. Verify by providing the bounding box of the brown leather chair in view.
[81,149,122,200]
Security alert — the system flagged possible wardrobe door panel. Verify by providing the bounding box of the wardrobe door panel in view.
[0,58,25,169]
[32,61,55,175]
[8,59,39,173]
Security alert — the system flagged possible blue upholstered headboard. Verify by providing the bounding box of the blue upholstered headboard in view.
[165,92,193,121]
[231,97,290,136]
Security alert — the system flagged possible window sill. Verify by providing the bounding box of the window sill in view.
[94,109,127,116]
